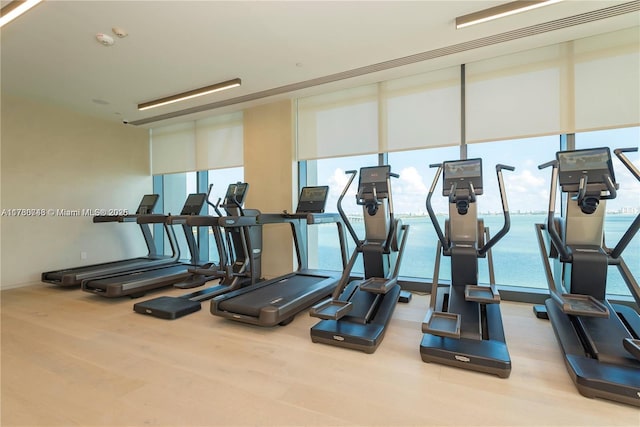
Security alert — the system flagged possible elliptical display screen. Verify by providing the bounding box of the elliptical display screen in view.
[358,165,391,202]
[442,158,483,196]
[557,147,614,188]
[360,166,390,184]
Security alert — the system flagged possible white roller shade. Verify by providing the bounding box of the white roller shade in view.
[297,84,378,160]
[466,27,640,144]
[195,112,243,170]
[383,66,461,151]
[573,27,640,132]
[150,122,196,174]
[466,44,567,144]
[150,111,243,175]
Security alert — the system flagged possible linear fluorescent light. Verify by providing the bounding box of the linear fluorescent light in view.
[138,78,242,111]
[0,0,43,28]
[456,0,562,29]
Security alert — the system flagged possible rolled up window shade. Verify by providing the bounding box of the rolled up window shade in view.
[297,84,378,160]
[151,111,243,174]
[382,66,461,151]
[195,112,243,170]
[150,122,196,175]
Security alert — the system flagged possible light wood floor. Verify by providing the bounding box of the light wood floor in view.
[1,283,638,427]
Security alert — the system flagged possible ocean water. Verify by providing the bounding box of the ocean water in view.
[312,214,639,297]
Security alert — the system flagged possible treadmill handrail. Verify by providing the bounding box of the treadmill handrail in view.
[136,213,170,224]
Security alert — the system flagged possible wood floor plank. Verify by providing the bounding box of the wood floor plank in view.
[2,284,639,426]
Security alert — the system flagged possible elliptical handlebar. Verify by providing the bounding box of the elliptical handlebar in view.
[228,182,245,216]
[478,164,514,256]
[338,170,361,245]
[610,147,640,260]
[497,164,515,172]
[213,198,223,217]
[384,171,399,253]
[540,160,572,261]
[601,174,617,200]
[426,163,450,252]
[614,147,640,181]
[205,184,218,211]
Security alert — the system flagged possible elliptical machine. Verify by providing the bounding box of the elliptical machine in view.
[421,159,514,378]
[309,165,410,353]
[534,147,640,407]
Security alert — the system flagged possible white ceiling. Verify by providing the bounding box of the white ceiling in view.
[1,1,638,127]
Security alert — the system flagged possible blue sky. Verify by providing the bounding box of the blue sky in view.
[185,127,639,217]
[318,129,639,215]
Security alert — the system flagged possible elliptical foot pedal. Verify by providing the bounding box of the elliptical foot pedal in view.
[309,299,352,320]
[422,309,461,339]
[623,338,640,361]
[465,285,500,304]
[553,293,609,318]
[359,277,397,294]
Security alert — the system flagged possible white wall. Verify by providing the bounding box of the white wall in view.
[1,95,151,289]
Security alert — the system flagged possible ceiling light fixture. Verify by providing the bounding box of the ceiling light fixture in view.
[137,78,242,111]
[0,0,43,28]
[456,0,562,29]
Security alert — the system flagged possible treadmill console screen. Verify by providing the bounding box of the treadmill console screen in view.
[442,159,483,197]
[557,147,614,189]
[180,193,207,215]
[136,194,159,215]
[296,186,329,213]
[224,182,249,207]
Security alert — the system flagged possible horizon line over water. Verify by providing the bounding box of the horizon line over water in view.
[312,213,638,297]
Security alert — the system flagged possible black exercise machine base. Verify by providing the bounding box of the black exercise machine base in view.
[133,296,201,320]
[545,298,640,407]
[310,321,387,354]
[419,334,512,378]
[310,284,402,354]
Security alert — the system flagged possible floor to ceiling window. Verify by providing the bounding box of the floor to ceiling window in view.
[574,127,640,297]
[150,111,244,266]
[296,27,638,300]
[466,136,559,289]
[304,154,379,274]
[207,167,245,263]
[154,171,198,259]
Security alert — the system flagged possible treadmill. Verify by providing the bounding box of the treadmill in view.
[42,194,180,286]
[210,186,348,327]
[81,192,208,298]
[133,182,263,319]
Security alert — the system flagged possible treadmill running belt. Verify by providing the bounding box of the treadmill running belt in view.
[218,274,333,317]
[89,264,188,286]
